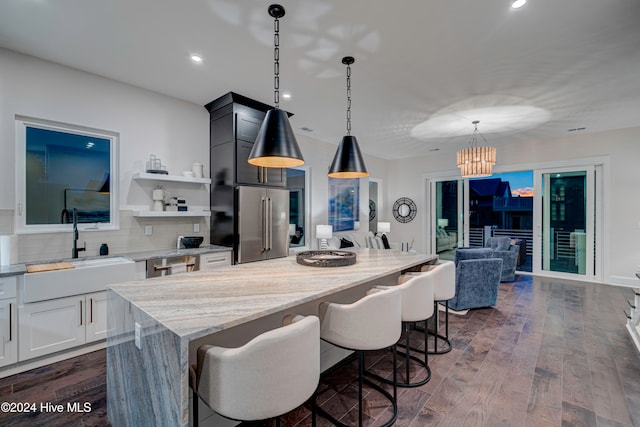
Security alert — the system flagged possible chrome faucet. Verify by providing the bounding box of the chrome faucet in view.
[72,208,86,259]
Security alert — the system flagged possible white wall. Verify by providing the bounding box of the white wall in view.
[0,48,388,260]
[294,132,387,249]
[385,126,640,286]
[0,48,210,211]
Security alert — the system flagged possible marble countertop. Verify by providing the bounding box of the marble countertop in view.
[0,245,231,277]
[117,245,231,262]
[0,264,27,277]
[109,249,437,340]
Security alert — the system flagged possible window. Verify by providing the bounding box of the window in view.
[15,117,119,233]
[287,168,306,248]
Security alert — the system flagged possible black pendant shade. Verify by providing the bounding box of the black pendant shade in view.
[248,108,304,168]
[328,56,369,178]
[328,135,369,178]
[248,4,304,169]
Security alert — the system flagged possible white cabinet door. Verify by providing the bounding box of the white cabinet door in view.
[85,291,107,343]
[19,296,85,361]
[0,298,17,367]
[134,260,146,280]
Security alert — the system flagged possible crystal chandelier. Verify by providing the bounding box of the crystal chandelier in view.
[456,120,496,178]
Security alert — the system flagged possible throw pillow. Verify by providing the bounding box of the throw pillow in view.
[380,234,391,249]
[339,238,354,248]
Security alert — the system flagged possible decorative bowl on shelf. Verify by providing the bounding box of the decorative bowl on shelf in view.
[181,236,204,248]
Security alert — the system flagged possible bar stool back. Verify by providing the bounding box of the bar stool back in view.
[368,270,435,387]
[422,260,456,354]
[190,315,320,426]
[319,287,401,427]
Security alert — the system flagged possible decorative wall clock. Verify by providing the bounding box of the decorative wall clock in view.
[392,197,417,223]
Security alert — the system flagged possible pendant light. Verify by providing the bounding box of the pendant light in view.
[248,4,304,168]
[328,56,369,178]
[456,120,496,178]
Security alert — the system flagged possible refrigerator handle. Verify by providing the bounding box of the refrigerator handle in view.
[261,197,267,251]
[268,197,273,250]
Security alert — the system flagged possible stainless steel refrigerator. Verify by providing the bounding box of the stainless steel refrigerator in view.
[236,186,289,264]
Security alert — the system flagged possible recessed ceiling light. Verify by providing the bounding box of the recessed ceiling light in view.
[282,93,292,99]
[190,54,203,63]
[511,0,526,9]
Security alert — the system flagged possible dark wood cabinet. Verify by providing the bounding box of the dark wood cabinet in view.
[206,92,286,188]
[205,92,290,248]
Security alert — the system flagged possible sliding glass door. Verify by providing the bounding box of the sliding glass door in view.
[534,166,596,279]
[431,179,465,260]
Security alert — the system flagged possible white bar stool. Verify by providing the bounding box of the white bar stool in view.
[318,288,402,426]
[318,287,402,427]
[369,269,435,387]
[189,315,320,426]
[421,261,456,354]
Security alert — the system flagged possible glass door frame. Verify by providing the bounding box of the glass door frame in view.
[533,164,599,281]
[428,176,467,256]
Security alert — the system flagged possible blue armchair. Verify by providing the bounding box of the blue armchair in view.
[485,236,519,282]
[448,248,502,310]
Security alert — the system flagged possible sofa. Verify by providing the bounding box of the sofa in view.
[327,231,387,250]
[447,248,502,310]
[436,227,457,253]
[485,236,519,282]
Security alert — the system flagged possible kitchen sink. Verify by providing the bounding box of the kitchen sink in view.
[70,256,133,268]
[23,256,136,303]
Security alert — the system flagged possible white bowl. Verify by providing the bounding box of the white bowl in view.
[182,171,194,177]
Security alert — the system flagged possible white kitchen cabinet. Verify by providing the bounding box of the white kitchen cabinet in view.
[85,291,107,343]
[0,276,18,367]
[19,295,85,361]
[134,260,146,280]
[199,252,231,270]
[19,291,109,361]
[0,298,17,368]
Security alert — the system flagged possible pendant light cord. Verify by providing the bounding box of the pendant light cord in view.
[346,61,352,135]
[273,14,280,109]
[469,120,488,147]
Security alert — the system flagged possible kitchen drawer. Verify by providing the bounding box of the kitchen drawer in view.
[200,252,231,270]
[0,276,17,300]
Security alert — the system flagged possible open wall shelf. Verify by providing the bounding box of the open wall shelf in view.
[132,172,210,185]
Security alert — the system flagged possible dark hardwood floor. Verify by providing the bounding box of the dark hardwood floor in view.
[1,275,638,426]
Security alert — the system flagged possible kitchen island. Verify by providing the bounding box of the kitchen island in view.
[106,249,437,426]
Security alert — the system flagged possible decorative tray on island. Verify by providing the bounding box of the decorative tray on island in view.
[296,250,357,267]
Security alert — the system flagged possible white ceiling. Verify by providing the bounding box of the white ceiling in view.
[1,0,639,160]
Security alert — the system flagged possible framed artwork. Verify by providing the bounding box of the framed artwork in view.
[328,177,360,232]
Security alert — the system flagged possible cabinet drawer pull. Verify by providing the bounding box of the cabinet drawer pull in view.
[80,300,83,326]
[205,257,227,263]
[8,303,12,341]
[154,265,172,271]
[90,298,93,323]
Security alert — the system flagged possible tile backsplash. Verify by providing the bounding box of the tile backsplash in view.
[0,209,210,263]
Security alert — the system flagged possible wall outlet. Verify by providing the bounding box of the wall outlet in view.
[193,223,200,233]
[134,322,141,349]
[145,225,152,236]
